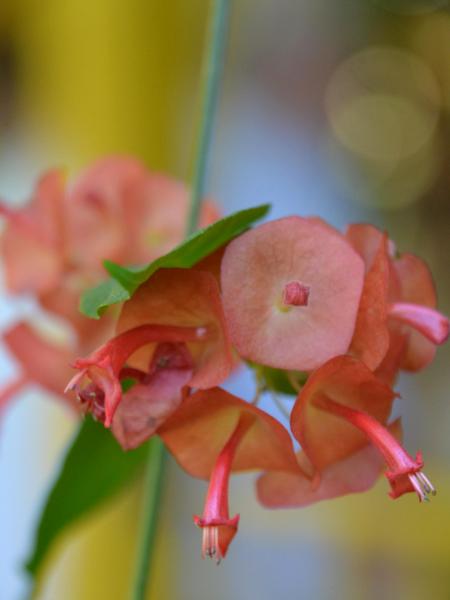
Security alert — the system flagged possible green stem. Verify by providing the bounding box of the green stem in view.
[130,1,230,598]
[186,0,231,236]
[130,439,165,600]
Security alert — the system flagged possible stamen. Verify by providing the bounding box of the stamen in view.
[201,526,221,564]
[408,472,436,503]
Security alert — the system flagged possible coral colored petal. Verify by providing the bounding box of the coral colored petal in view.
[1,230,61,294]
[392,253,442,371]
[68,156,220,268]
[112,347,193,450]
[67,156,148,269]
[159,388,300,480]
[257,420,402,508]
[221,217,365,371]
[348,232,390,370]
[394,253,437,307]
[117,269,233,389]
[3,323,78,410]
[257,446,382,508]
[290,356,396,472]
[40,283,114,352]
[400,332,436,372]
[0,169,66,294]
[373,330,407,386]
[345,223,387,269]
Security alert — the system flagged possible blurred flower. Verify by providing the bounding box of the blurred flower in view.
[0,157,220,418]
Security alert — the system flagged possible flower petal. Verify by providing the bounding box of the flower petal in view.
[347,228,390,370]
[257,419,402,508]
[290,356,396,472]
[159,387,300,479]
[117,269,233,389]
[221,216,364,371]
[393,253,440,371]
[112,344,193,450]
[3,322,77,409]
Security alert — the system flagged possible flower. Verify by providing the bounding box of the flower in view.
[193,416,249,563]
[66,156,220,270]
[346,224,449,372]
[291,356,396,474]
[159,387,300,560]
[220,216,365,371]
[0,157,220,419]
[316,397,435,502]
[257,355,434,507]
[0,156,220,345]
[66,268,233,433]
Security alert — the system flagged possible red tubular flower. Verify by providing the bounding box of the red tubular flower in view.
[291,356,396,473]
[220,216,365,371]
[316,398,435,502]
[67,268,233,433]
[268,356,434,504]
[346,224,449,372]
[193,416,251,562]
[159,387,300,560]
[66,323,207,427]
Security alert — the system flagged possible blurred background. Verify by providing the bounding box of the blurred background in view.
[0,0,449,598]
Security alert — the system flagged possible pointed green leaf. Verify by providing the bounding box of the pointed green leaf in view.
[79,277,130,319]
[25,417,149,576]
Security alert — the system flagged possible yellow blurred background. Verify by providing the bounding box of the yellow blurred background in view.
[0,1,449,599]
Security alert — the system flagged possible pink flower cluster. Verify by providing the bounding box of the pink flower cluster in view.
[0,157,217,414]
[65,209,448,561]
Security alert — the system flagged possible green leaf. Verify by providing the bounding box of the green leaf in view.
[25,417,149,576]
[80,204,270,318]
[250,363,307,396]
[79,277,129,319]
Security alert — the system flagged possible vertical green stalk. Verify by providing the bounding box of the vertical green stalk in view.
[130,1,230,599]
[186,0,231,236]
[130,439,165,600]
